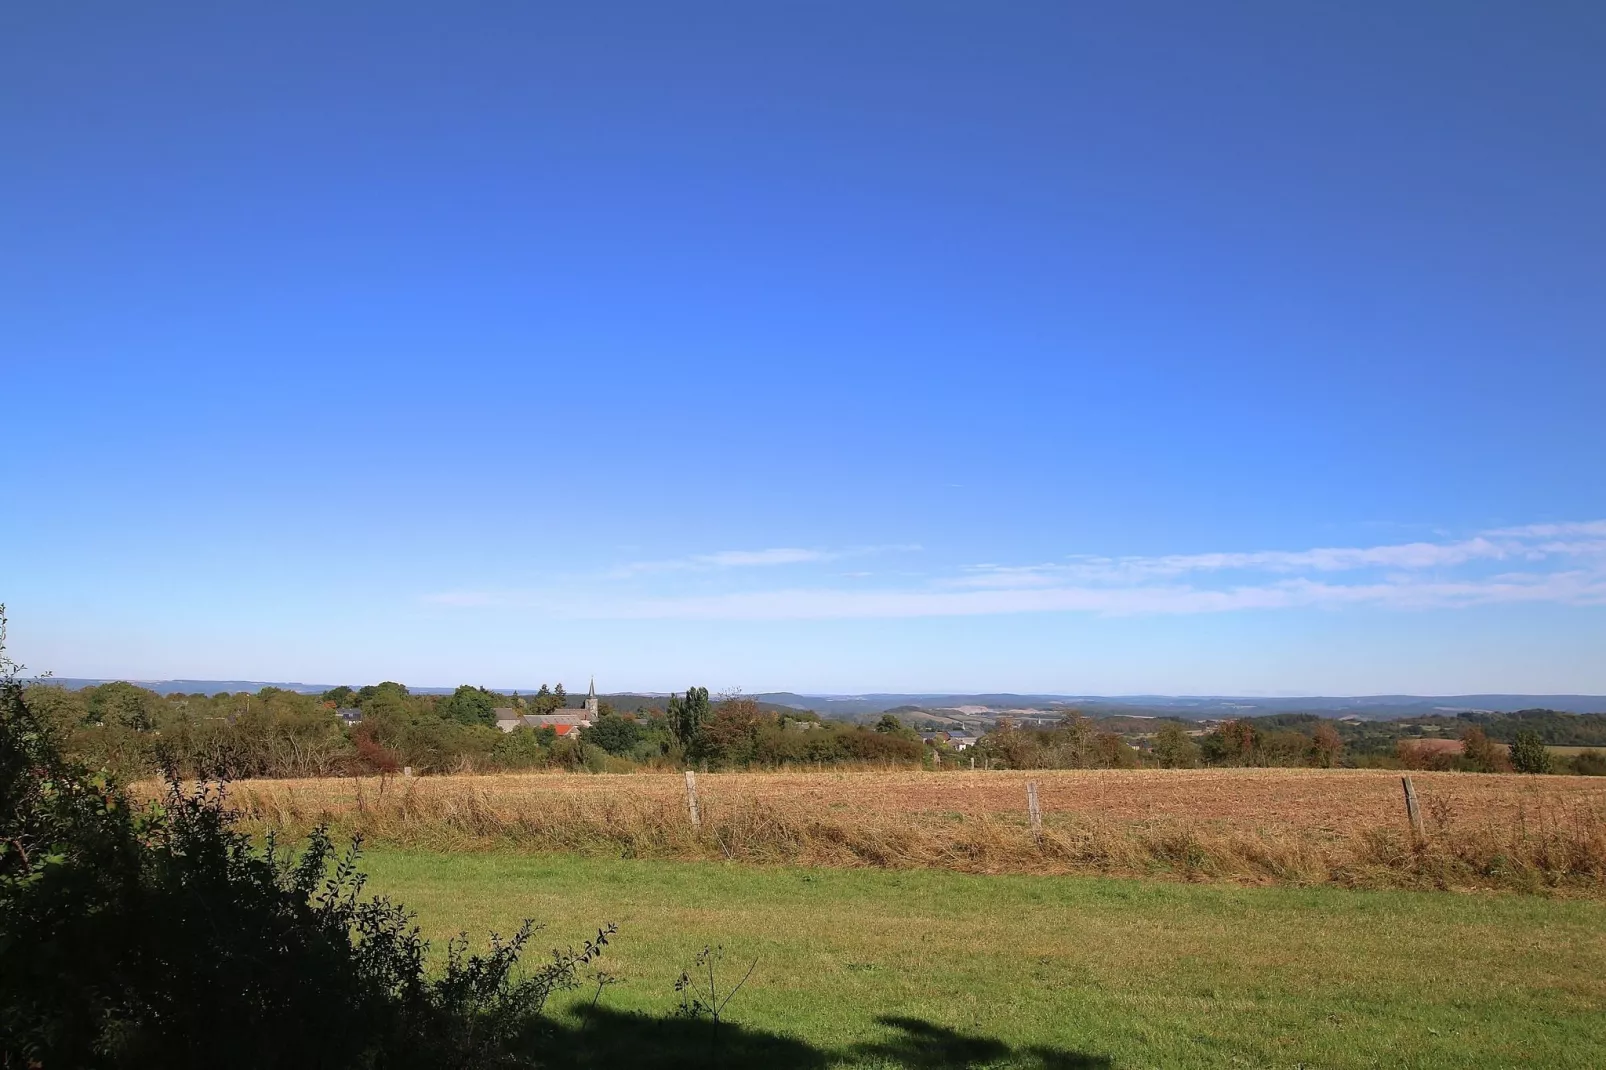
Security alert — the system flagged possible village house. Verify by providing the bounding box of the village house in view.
[921,730,981,751]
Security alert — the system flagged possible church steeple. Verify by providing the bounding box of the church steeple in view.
[584,677,599,719]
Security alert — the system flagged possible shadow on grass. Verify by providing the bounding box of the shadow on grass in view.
[846,1016,1111,1069]
[546,1007,1111,1069]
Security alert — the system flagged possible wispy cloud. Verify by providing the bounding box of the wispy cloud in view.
[1485,520,1606,539]
[424,522,1606,620]
[948,535,1522,588]
[565,570,1606,620]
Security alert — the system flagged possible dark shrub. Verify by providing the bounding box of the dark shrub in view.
[1570,750,1606,776]
[0,610,609,1069]
[1459,727,1505,773]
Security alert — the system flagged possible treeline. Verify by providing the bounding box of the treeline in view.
[23,680,923,781]
[1412,708,1606,748]
[28,679,1604,781]
[1196,711,1606,775]
[956,715,1344,772]
[963,712,1604,775]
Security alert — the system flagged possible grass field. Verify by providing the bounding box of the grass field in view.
[1544,746,1602,758]
[358,847,1606,1069]
[226,768,1606,893]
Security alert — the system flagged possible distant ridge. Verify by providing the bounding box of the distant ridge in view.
[27,679,1606,718]
[752,693,1606,719]
[33,679,355,696]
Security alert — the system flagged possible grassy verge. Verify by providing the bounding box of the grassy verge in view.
[358,847,1606,1069]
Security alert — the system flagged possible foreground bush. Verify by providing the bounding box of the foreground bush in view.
[0,616,609,1070]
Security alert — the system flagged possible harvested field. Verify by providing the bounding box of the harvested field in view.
[213,768,1606,894]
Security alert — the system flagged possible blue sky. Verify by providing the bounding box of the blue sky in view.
[3,3,1604,694]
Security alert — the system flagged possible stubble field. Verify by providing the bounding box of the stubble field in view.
[222,767,1606,894]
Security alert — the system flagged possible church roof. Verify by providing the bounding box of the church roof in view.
[494,706,588,718]
[522,713,590,726]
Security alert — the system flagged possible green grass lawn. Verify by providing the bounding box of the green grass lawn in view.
[360,848,1606,1069]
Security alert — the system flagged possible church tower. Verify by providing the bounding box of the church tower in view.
[584,677,599,720]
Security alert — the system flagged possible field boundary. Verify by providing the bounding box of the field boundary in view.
[178,767,1606,895]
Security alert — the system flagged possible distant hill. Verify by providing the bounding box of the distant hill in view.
[597,693,803,717]
[753,693,1606,721]
[28,681,1606,719]
[33,678,351,696]
[751,693,1087,717]
[30,679,804,715]
[1083,695,1606,719]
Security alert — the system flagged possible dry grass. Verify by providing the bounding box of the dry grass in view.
[201,767,1606,894]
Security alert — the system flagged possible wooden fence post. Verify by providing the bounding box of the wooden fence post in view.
[1400,775,1424,844]
[1026,781,1043,843]
[684,770,702,831]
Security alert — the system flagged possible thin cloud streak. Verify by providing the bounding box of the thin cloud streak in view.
[569,571,1606,620]
[1486,520,1606,538]
[424,522,1606,620]
[952,527,1606,588]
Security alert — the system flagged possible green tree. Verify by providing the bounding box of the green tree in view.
[439,684,499,728]
[1509,730,1552,774]
[583,715,642,756]
[874,714,904,734]
[490,726,547,769]
[356,681,410,703]
[321,685,357,707]
[1151,722,1200,769]
[85,681,158,731]
[354,682,413,725]
[668,687,710,753]
[533,684,559,715]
